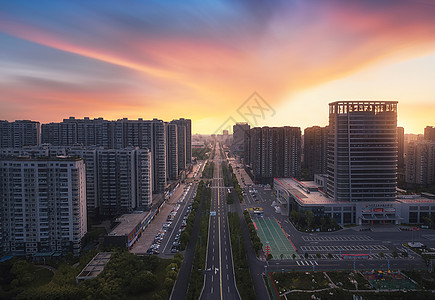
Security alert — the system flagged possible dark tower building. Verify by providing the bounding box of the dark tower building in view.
[326,101,397,202]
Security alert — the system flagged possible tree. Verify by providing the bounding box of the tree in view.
[316,253,321,259]
[304,252,309,259]
[328,253,333,259]
[129,271,157,294]
[305,210,314,229]
[292,253,296,260]
[280,254,284,260]
[164,277,175,292]
[320,217,326,231]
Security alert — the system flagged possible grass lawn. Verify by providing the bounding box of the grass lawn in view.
[326,272,372,290]
[272,271,329,293]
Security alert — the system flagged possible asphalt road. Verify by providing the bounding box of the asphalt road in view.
[200,146,240,300]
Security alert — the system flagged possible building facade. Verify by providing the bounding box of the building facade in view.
[424,126,435,141]
[0,120,40,148]
[41,117,167,193]
[0,157,87,256]
[165,123,178,180]
[406,140,435,187]
[0,146,153,217]
[247,126,301,183]
[303,126,328,180]
[232,122,250,159]
[326,101,397,202]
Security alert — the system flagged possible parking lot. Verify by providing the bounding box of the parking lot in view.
[130,182,196,255]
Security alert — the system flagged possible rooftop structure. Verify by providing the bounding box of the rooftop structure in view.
[76,252,112,283]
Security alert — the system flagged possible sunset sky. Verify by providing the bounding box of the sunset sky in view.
[1,0,435,134]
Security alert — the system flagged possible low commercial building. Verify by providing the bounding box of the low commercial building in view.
[274,177,435,225]
[104,210,155,249]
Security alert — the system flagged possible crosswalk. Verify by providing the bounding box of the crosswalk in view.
[296,260,318,266]
[302,235,374,242]
[422,234,435,240]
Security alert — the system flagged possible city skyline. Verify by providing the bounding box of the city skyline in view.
[1,1,435,134]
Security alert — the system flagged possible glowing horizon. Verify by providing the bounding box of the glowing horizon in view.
[1,0,435,134]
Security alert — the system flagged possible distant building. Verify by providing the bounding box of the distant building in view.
[232,122,250,159]
[303,126,328,180]
[0,120,40,148]
[406,140,435,187]
[0,157,87,256]
[424,126,435,141]
[397,127,405,170]
[327,101,397,202]
[247,126,301,183]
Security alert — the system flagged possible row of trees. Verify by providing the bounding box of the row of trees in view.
[221,161,232,187]
[228,212,256,299]
[180,181,205,250]
[201,161,215,179]
[192,147,211,160]
[7,251,182,300]
[186,185,212,300]
[243,210,263,254]
[290,210,340,232]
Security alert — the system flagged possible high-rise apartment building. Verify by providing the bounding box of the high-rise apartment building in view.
[97,148,152,216]
[232,122,250,159]
[303,126,328,179]
[406,140,435,187]
[0,157,87,256]
[424,126,435,141]
[170,118,192,171]
[326,101,397,202]
[0,120,40,148]
[247,126,301,183]
[166,123,178,180]
[0,145,153,217]
[41,117,168,193]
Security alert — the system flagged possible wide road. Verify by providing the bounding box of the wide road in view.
[200,145,240,300]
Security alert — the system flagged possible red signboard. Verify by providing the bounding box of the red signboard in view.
[373,208,383,213]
